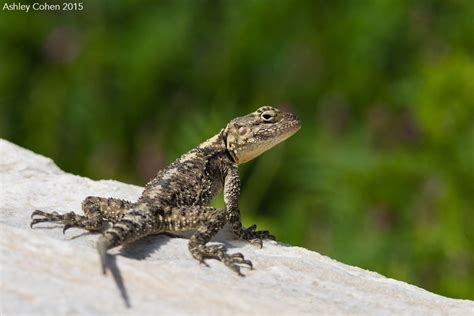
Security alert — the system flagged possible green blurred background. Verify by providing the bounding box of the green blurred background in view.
[1,0,473,299]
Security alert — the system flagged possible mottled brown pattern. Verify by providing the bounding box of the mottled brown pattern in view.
[31,106,301,276]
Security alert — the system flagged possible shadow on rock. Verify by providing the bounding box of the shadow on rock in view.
[105,234,177,308]
[106,254,131,308]
[119,234,176,260]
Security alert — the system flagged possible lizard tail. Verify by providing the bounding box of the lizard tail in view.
[97,233,119,275]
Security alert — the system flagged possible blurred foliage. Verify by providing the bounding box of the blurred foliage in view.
[1,0,473,299]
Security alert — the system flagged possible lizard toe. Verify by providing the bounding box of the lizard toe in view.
[249,238,263,248]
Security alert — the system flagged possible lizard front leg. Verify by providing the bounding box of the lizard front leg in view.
[186,206,253,276]
[224,165,276,248]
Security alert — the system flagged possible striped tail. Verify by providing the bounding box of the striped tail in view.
[97,233,120,274]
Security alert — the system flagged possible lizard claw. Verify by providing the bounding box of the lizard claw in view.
[248,224,257,231]
[225,257,252,276]
[31,210,42,219]
[199,259,211,267]
[227,264,244,276]
[190,244,253,276]
[29,210,100,233]
[230,254,253,269]
[30,210,61,228]
[30,217,53,228]
[63,224,73,235]
[239,225,276,246]
[230,252,244,259]
[249,238,263,248]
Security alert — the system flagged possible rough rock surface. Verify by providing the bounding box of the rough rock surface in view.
[0,138,472,315]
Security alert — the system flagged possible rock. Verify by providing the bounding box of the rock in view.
[0,138,472,315]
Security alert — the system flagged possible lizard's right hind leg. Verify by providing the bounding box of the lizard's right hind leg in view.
[30,196,133,233]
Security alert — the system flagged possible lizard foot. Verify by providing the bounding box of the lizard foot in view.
[30,210,101,233]
[238,224,276,248]
[190,244,253,276]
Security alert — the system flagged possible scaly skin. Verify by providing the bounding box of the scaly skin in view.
[31,106,301,276]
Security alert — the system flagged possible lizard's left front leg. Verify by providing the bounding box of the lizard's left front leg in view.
[224,165,276,248]
[187,207,253,276]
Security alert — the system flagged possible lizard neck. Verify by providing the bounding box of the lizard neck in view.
[197,131,225,151]
[198,129,238,165]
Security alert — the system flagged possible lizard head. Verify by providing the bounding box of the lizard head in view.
[223,106,301,164]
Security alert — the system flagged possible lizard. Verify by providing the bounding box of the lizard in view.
[30,106,301,276]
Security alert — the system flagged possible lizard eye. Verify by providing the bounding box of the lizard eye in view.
[261,111,275,122]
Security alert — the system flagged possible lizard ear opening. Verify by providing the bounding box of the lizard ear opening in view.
[222,124,239,164]
[221,126,228,140]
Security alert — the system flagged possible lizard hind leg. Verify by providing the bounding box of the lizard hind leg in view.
[30,196,133,233]
[30,210,102,234]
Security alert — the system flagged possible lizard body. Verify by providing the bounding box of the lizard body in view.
[31,106,301,275]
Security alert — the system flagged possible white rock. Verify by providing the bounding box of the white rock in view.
[0,138,472,315]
